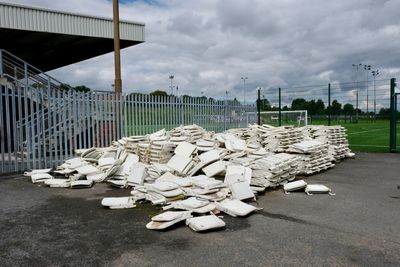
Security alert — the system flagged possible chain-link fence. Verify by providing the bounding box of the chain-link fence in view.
[257,78,399,153]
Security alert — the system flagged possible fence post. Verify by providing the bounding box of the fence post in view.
[389,78,397,152]
[328,83,331,126]
[278,87,282,126]
[257,88,261,125]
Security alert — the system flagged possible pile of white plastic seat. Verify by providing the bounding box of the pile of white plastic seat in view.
[250,153,300,189]
[24,123,354,232]
[225,127,261,144]
[251,125,304,152]
[147,141,176,164]
[169,125,210,143]
[123,135,148,154]
[196,138,218,152]
[303,125,354,161]
[287,140,335,175]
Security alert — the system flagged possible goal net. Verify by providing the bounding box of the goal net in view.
[246,110,309,127]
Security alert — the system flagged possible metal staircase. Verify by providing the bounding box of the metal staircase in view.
[0,49,90,163]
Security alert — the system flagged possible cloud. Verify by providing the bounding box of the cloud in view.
[3,0,400,103]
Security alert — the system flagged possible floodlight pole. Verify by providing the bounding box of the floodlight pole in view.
[364,64,371,116]
[241,77,248,105]
[169,75,174,95]
[372,69,379,117]
[113,0,122,95]
[352,63,362,122]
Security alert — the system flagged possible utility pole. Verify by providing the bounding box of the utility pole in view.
[113,0,122,94]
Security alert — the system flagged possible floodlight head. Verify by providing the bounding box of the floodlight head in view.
[169,75,174,79]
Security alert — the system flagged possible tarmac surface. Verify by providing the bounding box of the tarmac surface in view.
[0,152,399,267]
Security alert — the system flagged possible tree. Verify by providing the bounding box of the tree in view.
[378,108,391,118]
[343,103,354,115]
[330,100,342,116]
[260,98,271,111]
[60,83,72,90]
[315,99,325,115]
[150,90,168,97]
[307,100,317,116]
[291,98,308,110]
[129,92,146,97]
[59,83,90,92]
[74,85,91,93]
[201,96,209,101]
[182,94,192,101]
[208,97,216,103]
[343,103,354,123]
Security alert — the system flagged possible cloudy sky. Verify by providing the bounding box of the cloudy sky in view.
[5,0,400,102]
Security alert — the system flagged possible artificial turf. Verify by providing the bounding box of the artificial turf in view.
[261,115,399,153]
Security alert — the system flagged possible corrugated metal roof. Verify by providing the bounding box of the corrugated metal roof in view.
[0,1,145,42]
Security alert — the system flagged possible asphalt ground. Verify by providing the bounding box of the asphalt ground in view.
[0,152,399,267]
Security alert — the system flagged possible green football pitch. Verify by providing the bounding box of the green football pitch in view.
[306,119,397,152]
[260,115,399,152]
[124,110,399,153]
[337,120,396,153]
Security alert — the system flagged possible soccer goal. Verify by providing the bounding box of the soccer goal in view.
[246,110,309,127]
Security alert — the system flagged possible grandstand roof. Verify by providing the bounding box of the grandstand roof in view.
[0,1,145,71]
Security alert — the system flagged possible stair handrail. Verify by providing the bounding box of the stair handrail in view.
[0,49,74,93]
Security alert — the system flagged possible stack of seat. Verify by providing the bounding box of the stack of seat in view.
[259,126,304,152]
[250,153,300,189]
[123,135,148,154]
[288,140,335,175]
[148,141,176,164]
[303,125,354,161]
